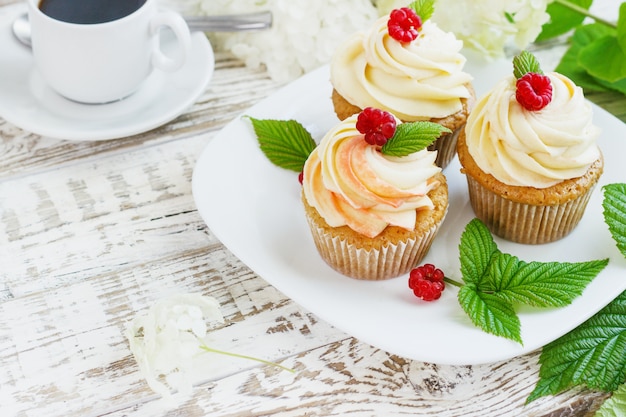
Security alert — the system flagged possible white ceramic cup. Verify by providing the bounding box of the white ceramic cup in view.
[27,0,192,104]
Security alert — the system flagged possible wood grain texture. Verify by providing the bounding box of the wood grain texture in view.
[0,0,623,415]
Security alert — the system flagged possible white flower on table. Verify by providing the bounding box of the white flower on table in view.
[126,292,294,402]
[125,293,224,400]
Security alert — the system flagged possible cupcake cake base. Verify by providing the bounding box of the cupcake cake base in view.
[457,132,604,244]
[302,173,448,280]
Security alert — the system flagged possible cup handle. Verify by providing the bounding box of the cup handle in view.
[150,11,191,72]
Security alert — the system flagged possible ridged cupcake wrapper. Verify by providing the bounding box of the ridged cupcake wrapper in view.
[430,125,463,170]
[465,176,597,244]
[305,218,442,281]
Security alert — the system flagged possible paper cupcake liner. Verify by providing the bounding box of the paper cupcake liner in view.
[305,217,441,280]
[465,176,597,244]
[430,125,463,170]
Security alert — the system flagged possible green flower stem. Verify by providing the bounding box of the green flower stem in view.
[553,0,617,29]
[443,276,464,288]
[199,344,296,373]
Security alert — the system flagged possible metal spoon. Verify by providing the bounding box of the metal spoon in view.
[12,11,272,47]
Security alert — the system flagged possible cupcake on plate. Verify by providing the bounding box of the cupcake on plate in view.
[330,2,474,169]
[301,107,449,280]
[457,51,603,244]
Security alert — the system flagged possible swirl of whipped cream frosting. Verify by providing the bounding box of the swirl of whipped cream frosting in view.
[331,17,473,121]
[302,115,442,238]
[466,72,601,188]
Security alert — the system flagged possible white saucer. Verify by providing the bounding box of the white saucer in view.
[0,4,214,141]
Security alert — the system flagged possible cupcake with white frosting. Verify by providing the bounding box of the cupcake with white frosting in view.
[301,108,448,280]
[330,3,474,169]
[457,51,603,244]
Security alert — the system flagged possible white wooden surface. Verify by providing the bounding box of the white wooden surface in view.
[1,1,624,416]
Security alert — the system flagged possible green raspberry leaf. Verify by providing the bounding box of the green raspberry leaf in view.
[579,36,626,84]
[492,257,609,308]
[617,2,626,52]
[536,0,592,42]
[527,290,626,403]
[247,117,316,173]
[513,50,543,79]
[603,183,626,258]
[458,218,499,286]
[595,75,626,95]
[458,285,522,344]
[555,23,616,93]
[595,382,626,417]
[381,121,450,157]
[456,219,607,344]
[409,0,435,22]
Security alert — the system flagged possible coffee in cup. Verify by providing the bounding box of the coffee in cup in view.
[38,0,146,24]
[27,0,191,104]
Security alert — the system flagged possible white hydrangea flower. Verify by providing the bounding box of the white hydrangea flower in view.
[430,0,552,57]
[198,0,379,83]
[125,293,224,400]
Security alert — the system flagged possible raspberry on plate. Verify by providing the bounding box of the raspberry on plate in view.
[408,263,445,301]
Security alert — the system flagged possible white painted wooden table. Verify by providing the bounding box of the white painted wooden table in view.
[1,1,624,415]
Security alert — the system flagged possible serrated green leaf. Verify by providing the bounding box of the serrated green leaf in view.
[482,251,521,292]
[595,382,626,417]
[456,218,606,345]
[247,117,316,172]
[603,183,626,258]
[555,24,616,93]
[492,258,609,308]
[513,51,543,79]
[459,218,499,286]
[458,285,522,344]
[527,290,626,403]
[536,0,592,42]
[409,0,435,22]
[380,121,449,157]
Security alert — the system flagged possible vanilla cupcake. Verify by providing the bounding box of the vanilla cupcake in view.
[330,4,474,169]
[457,51,603,244]
[301,108,448,280]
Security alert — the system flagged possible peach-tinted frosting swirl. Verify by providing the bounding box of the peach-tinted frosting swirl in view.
[302,115,442,238]
[330,18,473,121]
[466,72,601,188]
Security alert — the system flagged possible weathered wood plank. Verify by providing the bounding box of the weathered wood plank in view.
[0,247,349,417]
[0,134,214,294]
[105,339,610,417]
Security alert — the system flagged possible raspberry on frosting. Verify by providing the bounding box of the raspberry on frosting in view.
[387,7,422,43]
[516,72,553,111]
[356,107,397,146]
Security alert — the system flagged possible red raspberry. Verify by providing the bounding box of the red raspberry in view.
[356,107,397,146]
[516,72,552,111]
[408,263,445,301]
[298,171,304,184]
[387,7,422,43]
